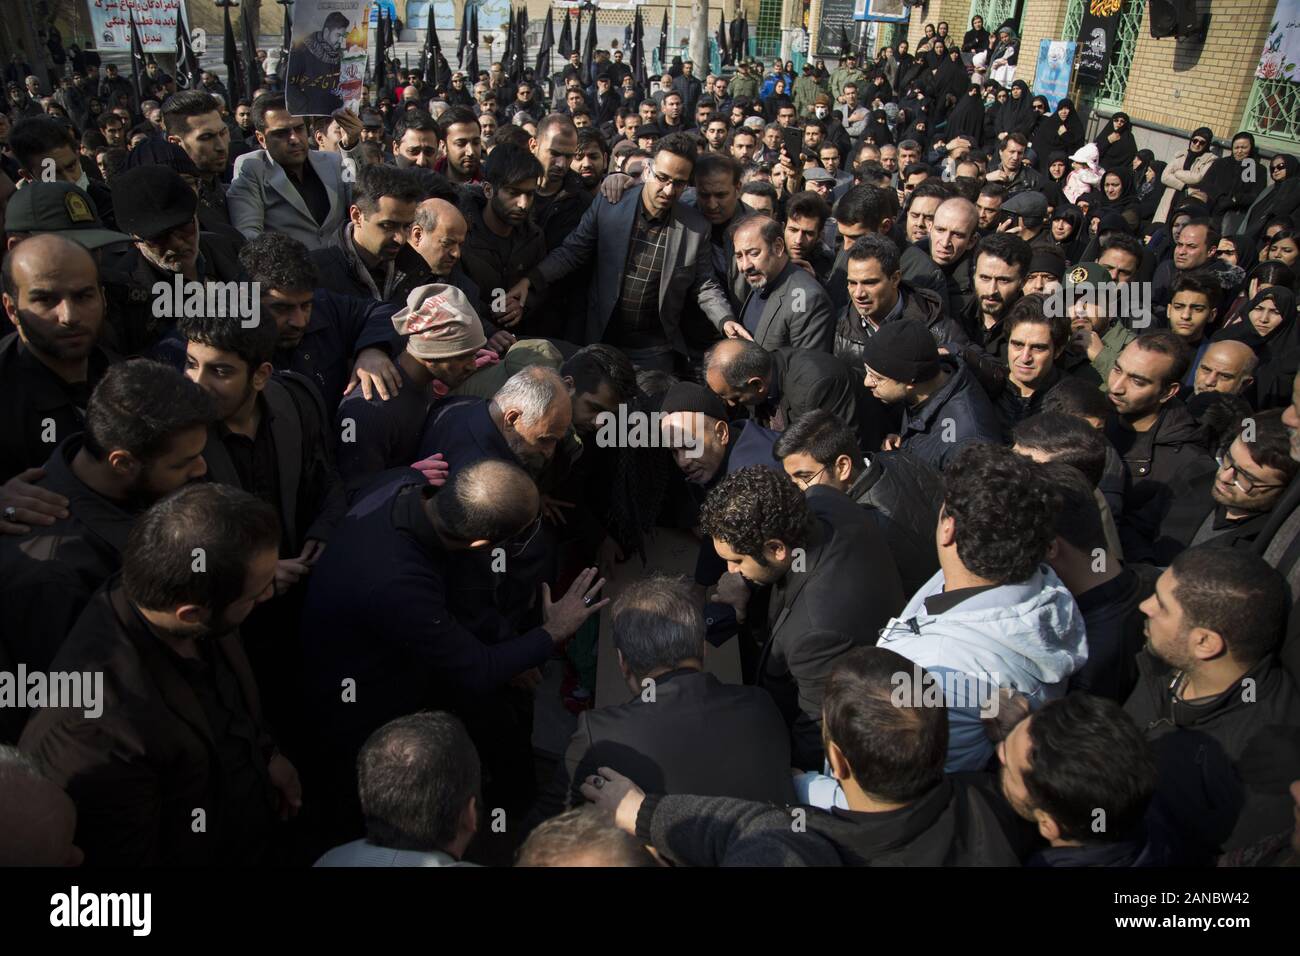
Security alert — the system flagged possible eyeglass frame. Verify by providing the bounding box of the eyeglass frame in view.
[1215,447,1285,495]
[648,164,691,192]
[790,464,828,489]
[508,513,544,556]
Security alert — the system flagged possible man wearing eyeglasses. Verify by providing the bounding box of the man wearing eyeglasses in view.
[1155,411,1298,566]
[508,133,738,372]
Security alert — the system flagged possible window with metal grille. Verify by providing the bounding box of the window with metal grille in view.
[1062,0,1147,109]
[968,0,1022,35]
[1242,32,1300,148]
[756,0,783,59]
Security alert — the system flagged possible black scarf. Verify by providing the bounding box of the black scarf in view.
[1214,286,1300,409]
[943,87,985,142]
[996,80,1035,136]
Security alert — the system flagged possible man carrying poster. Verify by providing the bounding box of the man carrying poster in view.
[287,5,362,115]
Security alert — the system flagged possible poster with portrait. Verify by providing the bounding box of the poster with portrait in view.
[1033,40,1077,112]
[286,0,370,116]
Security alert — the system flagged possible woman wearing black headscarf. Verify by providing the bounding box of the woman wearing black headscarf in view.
[1094,112,1138,174]
[1095,169,1139,219]
[995,79,1037,140]
[1243,154,1300,240]
[1200,132,1267,235]
[764,77,793,122]
[1219,260,1294,329]
[861,109,894,147]
[1130,149,1165,222]
[1156,126,1216,222]
[943,83,986,146]
[1034,98,1084,173]
[894,40,913,71]
[902,109,933,150]
[1216,234,1258,274]
[866,71,893,105]
[1050,204,1089,264]
[983,85,1008,148]
[1045,150,1069,186]
[922,42,967,105]
[962,16,990,54]
[1213,285,1300,409]
[895,43,926,93]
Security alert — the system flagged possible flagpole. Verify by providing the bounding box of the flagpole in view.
[671,2,677,67]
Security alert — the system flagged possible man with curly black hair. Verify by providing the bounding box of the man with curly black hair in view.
[700,465,905,769]
[238,232,405,410]
[877,443,1087,773]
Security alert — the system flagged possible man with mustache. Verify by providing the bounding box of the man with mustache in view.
[971,231,1032,359]
[460,144,548,336]
[226,94,352,251]
[1105,332,1217,562]
[309,163,431,307]
[732,216,834,352]
[20,483,300,865]
[0,235,117,485]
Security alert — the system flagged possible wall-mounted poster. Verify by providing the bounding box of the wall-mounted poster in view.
[1033,39,1077,111]
[1257,0,1300,82]
[286,0,371,116]
[817,0,857,56]
[855,0,910,23]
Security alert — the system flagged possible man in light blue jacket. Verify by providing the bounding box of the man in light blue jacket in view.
[315,712,481,867]
[876,443,1087,773]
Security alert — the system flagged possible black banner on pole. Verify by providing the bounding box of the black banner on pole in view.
[1077,0,1125,85]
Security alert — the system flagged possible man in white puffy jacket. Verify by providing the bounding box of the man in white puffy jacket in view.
[877,443,1088,773]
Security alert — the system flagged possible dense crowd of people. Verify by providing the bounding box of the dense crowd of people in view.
[1,18,1299,869]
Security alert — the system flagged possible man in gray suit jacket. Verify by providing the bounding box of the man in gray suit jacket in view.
[227,94,351,251]
[508,133,742,370]
[733,216,835,352]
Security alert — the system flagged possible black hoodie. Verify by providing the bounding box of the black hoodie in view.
[1107,399,1218,562]
[634,776,1022,866]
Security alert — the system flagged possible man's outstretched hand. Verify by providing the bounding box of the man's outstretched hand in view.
[542,567,609,642]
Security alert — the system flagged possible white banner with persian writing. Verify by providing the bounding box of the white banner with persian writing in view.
[1257,0,1300,82]
[88,0,182,52]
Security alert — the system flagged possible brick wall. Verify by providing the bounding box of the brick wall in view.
[1014,0,1070,91]
[1118,0,1270,139]
[906,0,972,49]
